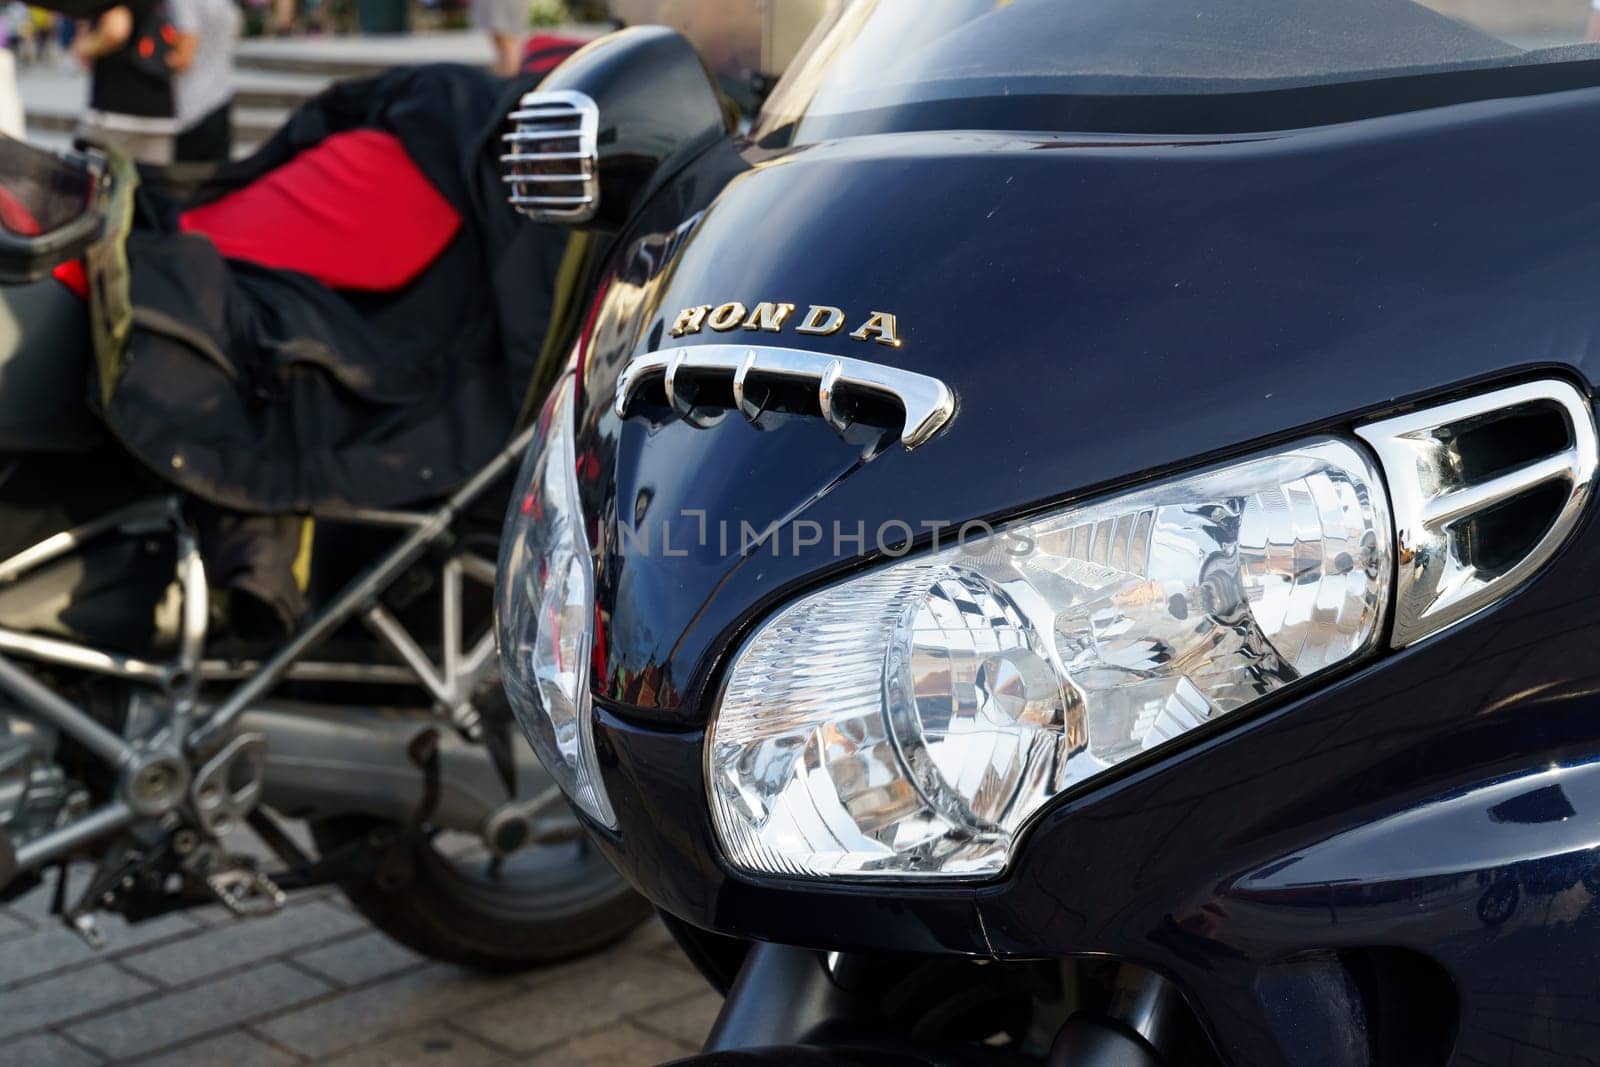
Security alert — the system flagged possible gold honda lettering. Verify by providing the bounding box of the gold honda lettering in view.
[743,302,796,333]
[707,302,749,331]
[796,305,845,336]
[849,311,902,348]
[668,302,905,346]
[669,305,713,337]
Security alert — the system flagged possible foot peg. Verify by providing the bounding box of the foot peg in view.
[205,865,286,917]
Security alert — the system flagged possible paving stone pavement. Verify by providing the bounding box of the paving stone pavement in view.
[0,850,721,1065]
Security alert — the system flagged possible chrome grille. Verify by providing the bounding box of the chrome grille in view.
[614,344,956,451]
[501,89,599,223]
[1356,379,1599,646]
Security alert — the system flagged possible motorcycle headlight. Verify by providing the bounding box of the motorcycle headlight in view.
[496,373,616,827]
[708,438,1391,880]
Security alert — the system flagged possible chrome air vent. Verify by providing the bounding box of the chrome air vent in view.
[614,344,956,451]
[1357,380,1598,647]
[501,89,599,223]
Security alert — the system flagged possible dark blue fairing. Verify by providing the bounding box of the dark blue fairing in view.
[565,77,1600,1066]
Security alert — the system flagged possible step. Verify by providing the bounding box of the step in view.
[16,126,71,153]
[18,67,291,150]
[231,69,332,111]
[27,104,289,145]
[19,65,323,121]
[21,125,263,161]
[231,24,607,78]
[233,31,494,78]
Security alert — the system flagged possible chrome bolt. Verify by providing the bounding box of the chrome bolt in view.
[134,763,175,800]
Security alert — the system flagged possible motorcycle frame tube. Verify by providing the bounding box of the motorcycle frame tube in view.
[0,498,183,688]
[12,801,134,871]
[0,420,537,884]
[187,418,539,754]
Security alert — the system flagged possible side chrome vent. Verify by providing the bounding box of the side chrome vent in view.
[1356,380,1598,647]
[501,89,599,223]
[614,344,956,451]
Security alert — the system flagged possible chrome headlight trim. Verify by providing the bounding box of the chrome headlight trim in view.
[1356,379,1599,647]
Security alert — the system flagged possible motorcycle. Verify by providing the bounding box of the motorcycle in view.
[0,70,654,966]
[495,1,1600,1063]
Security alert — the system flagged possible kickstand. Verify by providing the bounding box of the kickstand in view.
[50,861,104,948]
[48,860,67,917]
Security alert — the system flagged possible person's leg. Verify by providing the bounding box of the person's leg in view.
[213,101,233,160]
[174,100,232,163]
[491,29,520,77]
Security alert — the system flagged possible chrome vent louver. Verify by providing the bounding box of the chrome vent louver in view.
[501,89,599,223]
[1357,379,1598,647]
[614,344,956,451]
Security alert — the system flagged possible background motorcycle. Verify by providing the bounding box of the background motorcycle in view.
[0,124,649,966]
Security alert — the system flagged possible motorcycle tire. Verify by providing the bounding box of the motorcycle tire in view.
[311,815,652,971]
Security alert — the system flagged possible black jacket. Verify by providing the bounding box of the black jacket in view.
[99,64,567,513]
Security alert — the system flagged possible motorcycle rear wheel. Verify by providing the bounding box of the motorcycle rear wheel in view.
[311,815,651,970]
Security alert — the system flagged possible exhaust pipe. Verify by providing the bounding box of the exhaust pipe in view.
[238,703,548,840]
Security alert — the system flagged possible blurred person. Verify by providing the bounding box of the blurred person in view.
[27,6,52,61]
[169,0,238,161]
[73,0,179,164]
[1590,0,1600,43]
[474,0,527,76]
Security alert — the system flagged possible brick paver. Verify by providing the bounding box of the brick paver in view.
[455,955,706,1055]
[0,844,719,1065]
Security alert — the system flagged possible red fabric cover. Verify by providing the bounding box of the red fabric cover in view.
[178,129,462,292]
[52,259,88,298]
[520,34,585,77]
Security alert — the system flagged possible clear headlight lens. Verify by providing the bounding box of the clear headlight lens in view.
[496,373,616,827]
[708,438,1391,879]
